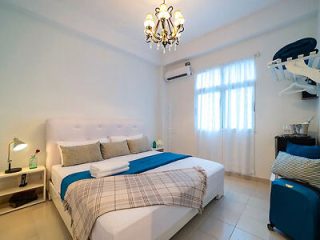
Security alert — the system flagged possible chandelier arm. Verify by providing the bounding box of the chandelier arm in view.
[168,19,177,38]
[154,20,160,34]
[167,6,173,15]
[178,25,185,34]
[151,32,161,42]
[166,19,173,38]
[160,19,168,46]
[155,7,160,18]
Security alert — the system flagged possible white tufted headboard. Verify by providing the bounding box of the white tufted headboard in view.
[46,118,144,179]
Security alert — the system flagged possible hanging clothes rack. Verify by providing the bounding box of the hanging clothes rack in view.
[268,51,320,96]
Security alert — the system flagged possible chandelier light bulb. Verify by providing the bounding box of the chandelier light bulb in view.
[158,3,170,19]
[174,10,185,26]
[144,13,155,28]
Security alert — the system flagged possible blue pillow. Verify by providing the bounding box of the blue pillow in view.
[286,142,320,159]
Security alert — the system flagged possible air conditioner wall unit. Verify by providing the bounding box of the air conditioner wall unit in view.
[164,62,192,81]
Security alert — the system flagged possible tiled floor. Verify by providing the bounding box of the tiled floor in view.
[172,175,288,240]
[0,175,288,240]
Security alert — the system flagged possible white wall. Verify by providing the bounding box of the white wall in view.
[0,5,161,170]
[163,16,319,179]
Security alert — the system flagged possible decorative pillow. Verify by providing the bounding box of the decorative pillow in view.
[127,136,151,154]
[101,141,131,159]
[286,142,320,159]
[59,142,103,167]
[272,151,320,189]
[58,139,109,164]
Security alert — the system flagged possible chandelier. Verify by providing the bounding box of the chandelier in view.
[144,0,185,53]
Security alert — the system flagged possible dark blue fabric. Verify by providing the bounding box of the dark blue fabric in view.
[60,152,191,200]
[269,179,320,240]
[273,38,317,62]
[273,37,318,70]
[286,142,320,159]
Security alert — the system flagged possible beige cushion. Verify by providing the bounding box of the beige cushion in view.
[60,142,103,167]
[127,136,151,154]
[101,141,130,159]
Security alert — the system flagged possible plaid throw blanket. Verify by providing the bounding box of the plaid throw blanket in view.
[64,167,207,240]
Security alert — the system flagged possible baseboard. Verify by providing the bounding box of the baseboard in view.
[224,172,271,184]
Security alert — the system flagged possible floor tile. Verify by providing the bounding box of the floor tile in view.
[189,230,218,240]
[236,205,287,240]
[198,217,235,240]
[230,228,263,240]
[247,196,270,211]
[207,197,246,225]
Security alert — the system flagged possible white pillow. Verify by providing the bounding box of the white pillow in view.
[109,136,127,142]
[127,134,143,140]
[109,134,143,142]
[100,138,110,144]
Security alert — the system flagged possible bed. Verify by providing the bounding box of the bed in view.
[46,118,224,240]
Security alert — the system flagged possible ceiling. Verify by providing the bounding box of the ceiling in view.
[5,0,282,63]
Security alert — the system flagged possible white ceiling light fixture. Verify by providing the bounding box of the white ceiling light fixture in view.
[144,0,185,54]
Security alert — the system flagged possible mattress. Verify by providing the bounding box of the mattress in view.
[51,151,224,240]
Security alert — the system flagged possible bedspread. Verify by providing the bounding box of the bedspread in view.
[64,167,207,240]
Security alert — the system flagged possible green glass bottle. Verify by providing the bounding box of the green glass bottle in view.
[29,155,37,169]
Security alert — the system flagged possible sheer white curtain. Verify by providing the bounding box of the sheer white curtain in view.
[195,58,256,175]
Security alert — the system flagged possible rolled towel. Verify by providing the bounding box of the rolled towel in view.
[90,166,129,178]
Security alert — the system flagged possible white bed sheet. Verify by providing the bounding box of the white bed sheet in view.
[51,151,224,240]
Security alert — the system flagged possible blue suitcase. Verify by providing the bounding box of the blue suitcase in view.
[268,179,320,240]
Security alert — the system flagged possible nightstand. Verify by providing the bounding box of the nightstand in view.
[152,147,164,152]
[0,166,46,215]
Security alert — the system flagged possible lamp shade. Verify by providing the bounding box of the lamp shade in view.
[12,138,27,151]
[174,10,185,26]
[144,13,155,28]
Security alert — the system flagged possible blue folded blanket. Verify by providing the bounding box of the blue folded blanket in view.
[60,152,191,200]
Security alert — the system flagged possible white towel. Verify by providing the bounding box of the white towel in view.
[90,161,129,173]
[90,164,128,174]
[90,166,129,178]
[90,160,129,171]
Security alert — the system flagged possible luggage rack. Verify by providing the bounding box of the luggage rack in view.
[267,51,320,96]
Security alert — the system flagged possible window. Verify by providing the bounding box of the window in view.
[195,58,255,131]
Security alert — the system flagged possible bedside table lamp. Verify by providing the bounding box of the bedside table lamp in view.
[5,137,27,174]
